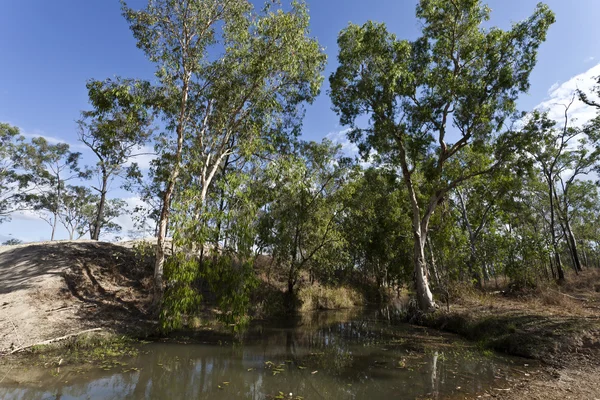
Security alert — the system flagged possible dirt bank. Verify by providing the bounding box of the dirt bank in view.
[0,240,155,354]
[414,271,600,399]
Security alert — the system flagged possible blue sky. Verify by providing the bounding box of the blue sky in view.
[2,0,600,242]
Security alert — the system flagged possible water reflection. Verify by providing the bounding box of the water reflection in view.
[0,309,519,399]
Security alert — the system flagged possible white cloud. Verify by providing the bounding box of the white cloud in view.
[547,81,560,95]
[326,128,377,169]
[10,210,40,221]
[585,56,596,63]
[326,129,359,157]
[535,63,600,126]
[109,196,155,240]
[21,130,88,150]
[126,145,156,170]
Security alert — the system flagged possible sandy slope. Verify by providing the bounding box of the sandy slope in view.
[0,240,153,353]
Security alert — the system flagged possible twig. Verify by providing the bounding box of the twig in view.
[45,304,98,313]
[45,305,76,313]
[0,365,14,383]
[8,328,103,354]
[9,320,22,348]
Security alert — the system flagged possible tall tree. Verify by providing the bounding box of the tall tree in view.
[329,0,554,310]
[79,78,154,241]
[122,0,326,303]
[521,104,599,278]
[340,167,413,292]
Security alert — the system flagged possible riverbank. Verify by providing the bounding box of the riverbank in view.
[412,270,600,398]
[2,241,600,399]
[0,240,365,355]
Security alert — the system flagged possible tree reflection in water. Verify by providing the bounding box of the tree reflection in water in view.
[0,309,522,399]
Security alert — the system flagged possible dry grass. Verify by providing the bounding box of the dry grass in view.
[418,268,600,364]
[298,285,365,312]
[449,269,600,317]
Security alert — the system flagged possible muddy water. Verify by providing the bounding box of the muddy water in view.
[0,309,531,399]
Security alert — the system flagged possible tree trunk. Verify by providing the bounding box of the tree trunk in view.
[427,236,440,286]
[397,137,436,312]
[549,254,556,279]
[565,221,582,272]
[92,172,108,241]
[581,240,589,268]
[51,173,61,241]
[548,179,565,281]
[153,77,190,305]
[469,246,483,289]
[414,232,436,311]
[51,213,58,241]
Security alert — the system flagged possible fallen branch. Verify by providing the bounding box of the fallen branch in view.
[8,328,103,355]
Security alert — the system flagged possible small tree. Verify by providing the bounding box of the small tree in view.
[2,238,23,246]
[59,185,96,240]
[256,140,349,298]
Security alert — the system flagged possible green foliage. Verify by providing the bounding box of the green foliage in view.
[340,167,413,287]
[160,253,203,332]
[80,78,155,240]
[2,238,23,246]
[0,123,35,222]
[255,139,350,293]
[21,137,91,239]
[329,0,554,309]
[203,255,258,329]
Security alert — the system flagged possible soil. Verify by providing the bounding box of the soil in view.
[0,240,155,354]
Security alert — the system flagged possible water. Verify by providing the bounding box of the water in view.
[0,309,529,399]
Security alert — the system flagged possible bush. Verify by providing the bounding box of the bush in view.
[2,238,23,246]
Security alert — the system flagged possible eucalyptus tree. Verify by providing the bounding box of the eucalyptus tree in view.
[453,160,520,287]
[329,0,554,310]
[58,185,127,241]
[0,123,32,222]
[24,138,89,240]
[122,0,326,302]
[563,180,600,269]
[255,140,350,299]
[553,136,600,273]
[340,167,413,291]
[79,78,154,240]
[521,106,599,278]
[494,171,553,284]
[59,185,96,240]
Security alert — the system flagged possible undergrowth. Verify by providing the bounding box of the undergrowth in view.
[298,285,365,312]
